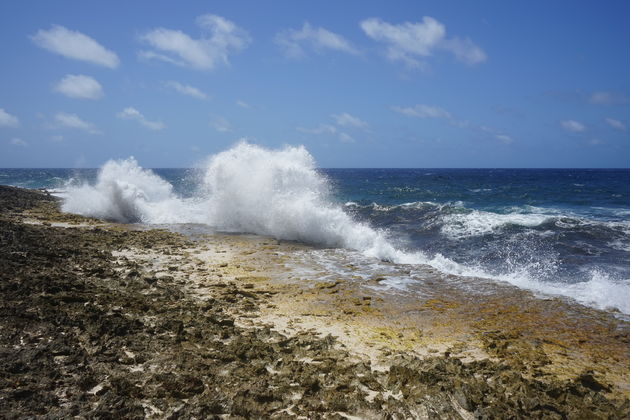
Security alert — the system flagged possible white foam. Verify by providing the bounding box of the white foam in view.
[440,210,552,239]
[62,157,204,223]
[60,143,630,314]
[199,142,408,261]
[61,144,405,261]
[608,240,630,252]
[388,252,630,314]
[344,201,442,212]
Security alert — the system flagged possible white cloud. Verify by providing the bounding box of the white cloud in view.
[332,113,368,128]
[209,115,232,132]
[236,100,251,109]
[10,138,27,147]
[589,91,630,105]
[605,118,626,131]
[393,104,513,144]
[139,14,250,70]
[296,124,337,134]
[137,50,181,66]
[54,74,103,100]
[31,25,119,68]
[495,134,514,144]
[298,113,367,137]
[392,104,452,119]
[360,17,486,68]
[338,132,355,143]
[117,107,165,130]
[276,22,359,58]
[561,120,586,133]
[440,37,487,65]
[53,112,100,134]
[477,125,515,144]
[165,81,207,99]
[0,108,19,127]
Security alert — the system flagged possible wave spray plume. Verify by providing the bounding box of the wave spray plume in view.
[61,142,630,314]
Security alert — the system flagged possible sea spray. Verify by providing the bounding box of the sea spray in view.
[200,142,406,260]
[61,157,200,223]
[61,143,407,260]
[59,143,630,314]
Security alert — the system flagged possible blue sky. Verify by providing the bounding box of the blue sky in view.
[1,0,629,168]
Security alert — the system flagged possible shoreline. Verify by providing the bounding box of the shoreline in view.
[1,185,628,418]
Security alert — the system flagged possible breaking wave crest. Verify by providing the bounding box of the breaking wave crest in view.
[62,158,197,223]
[62,143,410,261]
[416,254,629,314]
[61,142,630,314]
[200,143,407,260]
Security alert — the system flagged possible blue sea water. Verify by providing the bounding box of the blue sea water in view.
[332,168,630,283]
[1,147,629,314]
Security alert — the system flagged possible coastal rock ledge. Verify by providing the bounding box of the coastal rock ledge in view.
[0,185,628,419]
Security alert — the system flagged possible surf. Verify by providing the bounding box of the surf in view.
[60,142,630,314]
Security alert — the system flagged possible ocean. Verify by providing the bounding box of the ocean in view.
[2,143,629,315]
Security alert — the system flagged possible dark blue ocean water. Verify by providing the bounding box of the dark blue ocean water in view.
[327,168,630,281]
[2,166,629,313]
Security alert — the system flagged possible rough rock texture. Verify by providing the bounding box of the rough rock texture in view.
[0,185,628,419]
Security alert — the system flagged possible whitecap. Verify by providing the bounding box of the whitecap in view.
[440,210,552,239]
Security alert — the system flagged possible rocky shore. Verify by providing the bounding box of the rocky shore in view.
[0,185,628,419]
